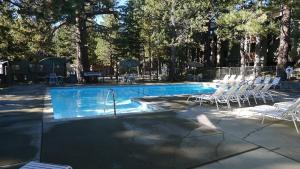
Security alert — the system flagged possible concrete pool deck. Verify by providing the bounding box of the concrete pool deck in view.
[0,84,300,169]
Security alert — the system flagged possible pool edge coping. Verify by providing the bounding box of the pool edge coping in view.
[42,82,218,123]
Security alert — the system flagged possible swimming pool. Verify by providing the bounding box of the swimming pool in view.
[50,83,215,119]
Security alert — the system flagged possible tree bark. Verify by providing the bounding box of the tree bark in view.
[204,20,212,67]
[149,54,152,81]
[219,40,229,67]
[211,34,217,67]
[277,4,291,79]
[168,0,177,81]
[261,38,268,66]
[254,36,262,76]
[109,53,113,80]
[157,57,159,80]
[75,13,90,83]
[115,55,119,83]
[216,39,221,67]
[240,37,247,77]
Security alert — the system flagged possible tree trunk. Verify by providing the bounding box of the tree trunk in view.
[142,56,146,80]
[254,36,262,76]
[149,54,152,81]
[75,14,89,83]
[216,39,221,67]
[219,40,229,67]
[115,55,119,83]
[240,38,247,77]
[261,38,268,66]
[168,0,177,81]
[109,53,113,80]
[211,34,217,67]
[157,58,159,80]
[204,20,212,67]
[277,4,291,79]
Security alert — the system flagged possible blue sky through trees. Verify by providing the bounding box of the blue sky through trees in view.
[95,0,128,23]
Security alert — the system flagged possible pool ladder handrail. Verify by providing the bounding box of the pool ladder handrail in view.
[104,89,117,117]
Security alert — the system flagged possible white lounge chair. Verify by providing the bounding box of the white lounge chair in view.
[250,84,274,104]
[233,75,243,84]
[273,99,297,109]
[271,77,281,89]
[246,74,255,81]
[198,85,239,110]
[227,75,237,84]
[250,98,300,133]
[245,74,255,85]
[253,76,263,85]
[196,87,227,110]
[263,76,271,84]
[247,84,264,104]
[230,84,251,107]
[187,87,219,102]
[213,74,230,83]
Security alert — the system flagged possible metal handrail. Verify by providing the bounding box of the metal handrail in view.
[104,89,117,117]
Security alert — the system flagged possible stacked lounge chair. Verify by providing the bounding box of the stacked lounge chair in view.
[189,74,299,133]
[188,74,280,109]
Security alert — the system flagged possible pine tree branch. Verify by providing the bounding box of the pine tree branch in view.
[86,8,117,18]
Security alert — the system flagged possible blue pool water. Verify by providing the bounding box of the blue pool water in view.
[50,84,215,119]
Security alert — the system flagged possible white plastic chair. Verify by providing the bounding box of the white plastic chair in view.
[250,84,274,104]
[198,85,239,110]
[234,75,243,84]
[213,74,230,83]
[258,84,274,103]
[271,77,281,89]
[250,98,300,134]
[197,87,227,110]
[254,76,263,85]
[245,75,255,85]
[227,75,237,84]
[263,76,271,84]
[187,87,217,102]
[273,99,298,109]
[247,84,264,104]
[230,84,251,107]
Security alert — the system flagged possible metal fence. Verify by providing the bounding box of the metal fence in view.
[187,66,277,82]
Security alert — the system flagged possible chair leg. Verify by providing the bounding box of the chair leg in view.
[261,114,265,124]
[262,95,267,104]
[268,93,274,102]
[215,99,219,110]
[247,97,251,106]
[227,100,231,109]
[237,97,242,107]
[253,95,258,104]
[291,115,299,134]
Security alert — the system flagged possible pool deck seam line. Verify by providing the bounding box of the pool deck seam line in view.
[227,127,300,164]
[186,146,262,169]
